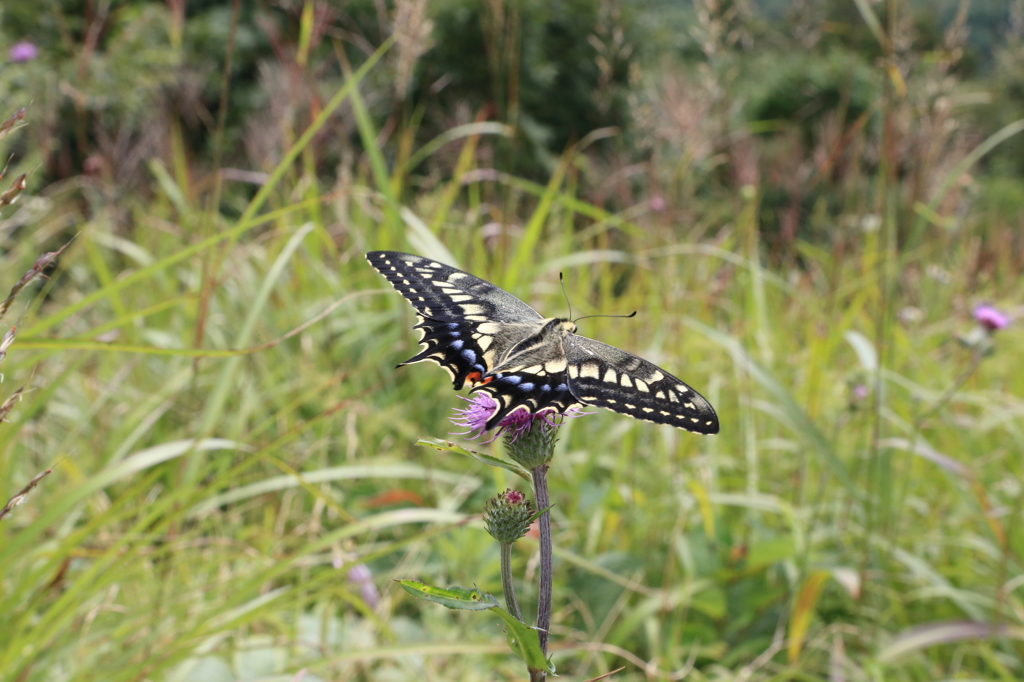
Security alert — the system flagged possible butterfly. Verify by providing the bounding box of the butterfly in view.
[366,251,719,434]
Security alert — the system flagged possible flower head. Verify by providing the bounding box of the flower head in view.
[9,41,38,63]
[450,393,502,441]
[450,392,587,443]
[973,305,1008,332]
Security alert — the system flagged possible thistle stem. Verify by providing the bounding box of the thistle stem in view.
[499,541,522,621]
[531,464,552,656]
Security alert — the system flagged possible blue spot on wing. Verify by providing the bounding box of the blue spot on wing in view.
[451,339,464,350]
[461,349,477,363]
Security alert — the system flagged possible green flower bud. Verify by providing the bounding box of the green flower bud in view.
[505,419,558,470]
[484,489,534,544]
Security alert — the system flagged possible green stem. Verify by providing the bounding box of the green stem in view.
[499,541,522,621]
[532,464,552,656]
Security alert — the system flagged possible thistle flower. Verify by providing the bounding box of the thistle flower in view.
[959,304,1010,352]
[973,305,1008,333]
[450,393,587,444]
[8,41,38,63]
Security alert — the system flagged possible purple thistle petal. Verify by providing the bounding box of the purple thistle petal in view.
[973,305,1008,332]
[497,406,536,443]
[9,41,38,63]
[450,392,590,442]
[450,394,500,442]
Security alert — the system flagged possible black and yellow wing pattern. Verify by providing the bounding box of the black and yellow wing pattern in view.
[366,251,718,434]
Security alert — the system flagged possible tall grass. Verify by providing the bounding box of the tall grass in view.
[2,4,1024,682]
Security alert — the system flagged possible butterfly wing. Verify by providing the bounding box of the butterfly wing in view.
[471,371,580,431]
[366,251,543,386]
[564,334,719,434]
[367,252,582,428]
[368,252,717,434]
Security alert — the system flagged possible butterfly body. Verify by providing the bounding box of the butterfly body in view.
[366,251,719,434]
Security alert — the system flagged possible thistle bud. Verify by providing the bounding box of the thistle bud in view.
[484,489,534,544]
[504,417,559,469]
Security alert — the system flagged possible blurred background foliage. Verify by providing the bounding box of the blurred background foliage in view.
[2,0,1024,680]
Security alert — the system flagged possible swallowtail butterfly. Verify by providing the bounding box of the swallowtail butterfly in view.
[367,251,719,434]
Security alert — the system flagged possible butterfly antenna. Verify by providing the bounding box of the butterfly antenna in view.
[560,272,573,321]
[573,311,637,324]
[561,271,636,324]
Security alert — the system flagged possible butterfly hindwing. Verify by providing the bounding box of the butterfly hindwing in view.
[473,371,578,431]
[564,335,719,434]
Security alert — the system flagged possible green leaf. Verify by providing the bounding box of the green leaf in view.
[396,580,499,611]
[489,605,555,674]
[690,586,727,620]
[396,580,554,673]
[416,438,532,481]
[746,537,797,569]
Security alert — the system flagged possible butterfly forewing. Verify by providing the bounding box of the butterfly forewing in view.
[366,251,546,390]
[366,251,541,323]
[564,335,719,434]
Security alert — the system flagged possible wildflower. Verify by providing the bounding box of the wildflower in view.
[649,196,666,212]
[8,41,38,63]
[450,393,502,441]
[973,305,1008,333]
[450,392,586,444]
[959,304,1009,352]
[347,563,380,608]
[484,489,534,544]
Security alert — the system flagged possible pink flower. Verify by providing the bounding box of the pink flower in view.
[973,305,1008,332]
[450,393,586,442]
[9,41,38,63]
[649,196,666,212]
[347,563,380,608]
[501,489,526,505]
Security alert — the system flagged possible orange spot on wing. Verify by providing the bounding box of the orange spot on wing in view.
[466,372,494,386]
